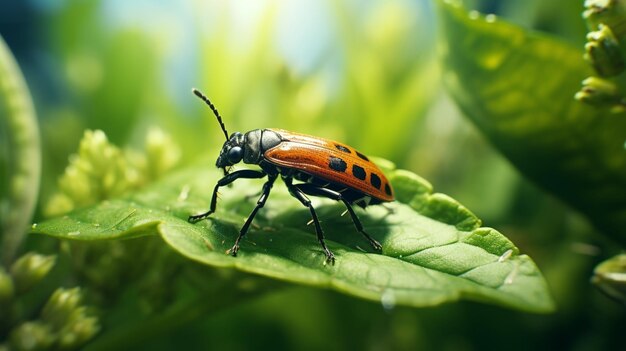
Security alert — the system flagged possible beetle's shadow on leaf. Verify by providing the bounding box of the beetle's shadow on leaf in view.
[268,203,394,254]
[198,200,394,259]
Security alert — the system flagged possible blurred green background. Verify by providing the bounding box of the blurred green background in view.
[1,0,623,350]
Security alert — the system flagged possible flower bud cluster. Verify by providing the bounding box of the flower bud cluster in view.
[0,252,99,350]
[45,127,180,217]
[578,0,626,109]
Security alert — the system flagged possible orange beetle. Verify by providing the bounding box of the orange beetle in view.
[189,89,394,263]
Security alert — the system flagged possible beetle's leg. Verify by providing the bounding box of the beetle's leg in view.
[285,181,335,264]
[294,183,383,251]
[229,174,277,257]
[188,169,267,222]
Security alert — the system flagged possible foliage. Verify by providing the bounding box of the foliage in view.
[592,253,626,304]
[1,0,625,350]
[437,0,626,245]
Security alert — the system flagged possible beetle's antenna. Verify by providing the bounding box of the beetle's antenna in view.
[192,88,229,141]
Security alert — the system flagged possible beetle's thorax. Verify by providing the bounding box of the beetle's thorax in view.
[243,129,282,164]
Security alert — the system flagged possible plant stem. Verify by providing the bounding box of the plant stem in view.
[0,35,41,265]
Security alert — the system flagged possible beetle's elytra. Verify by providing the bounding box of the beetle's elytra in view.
[188,88,394,264]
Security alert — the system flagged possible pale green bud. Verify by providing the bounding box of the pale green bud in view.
[584,0,626,32]
[585,24,624,76]
[41,288,82,330]
[144,127,181,180]
[56,310,100,349]
[10,253,56,294]
[575,76,624,106]
[41,288,100,349]
[9,321,55,351]
[43,193,75,218]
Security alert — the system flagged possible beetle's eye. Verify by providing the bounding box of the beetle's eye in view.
[227,146,243,164]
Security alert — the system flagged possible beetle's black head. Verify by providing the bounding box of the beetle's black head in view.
[216,132,245,174]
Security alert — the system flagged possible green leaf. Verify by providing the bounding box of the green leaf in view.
[0,35,41,265]
[436,0,626,244]
[592,253,626,304]
[33,164,554,313]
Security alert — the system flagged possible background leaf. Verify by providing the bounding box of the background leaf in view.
[436,0,626,244]
[33,164,554,313]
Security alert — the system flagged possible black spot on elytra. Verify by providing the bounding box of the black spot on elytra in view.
[335,144,351,154]
[355,151,369,161]
[384,183,392,196]
[329,156,347,172]
[370,173,381,189]
[352,164,366,180]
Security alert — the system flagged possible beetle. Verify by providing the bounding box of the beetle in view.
[188,88,394,263]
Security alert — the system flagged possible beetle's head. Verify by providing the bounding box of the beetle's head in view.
[216,132,245,173]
